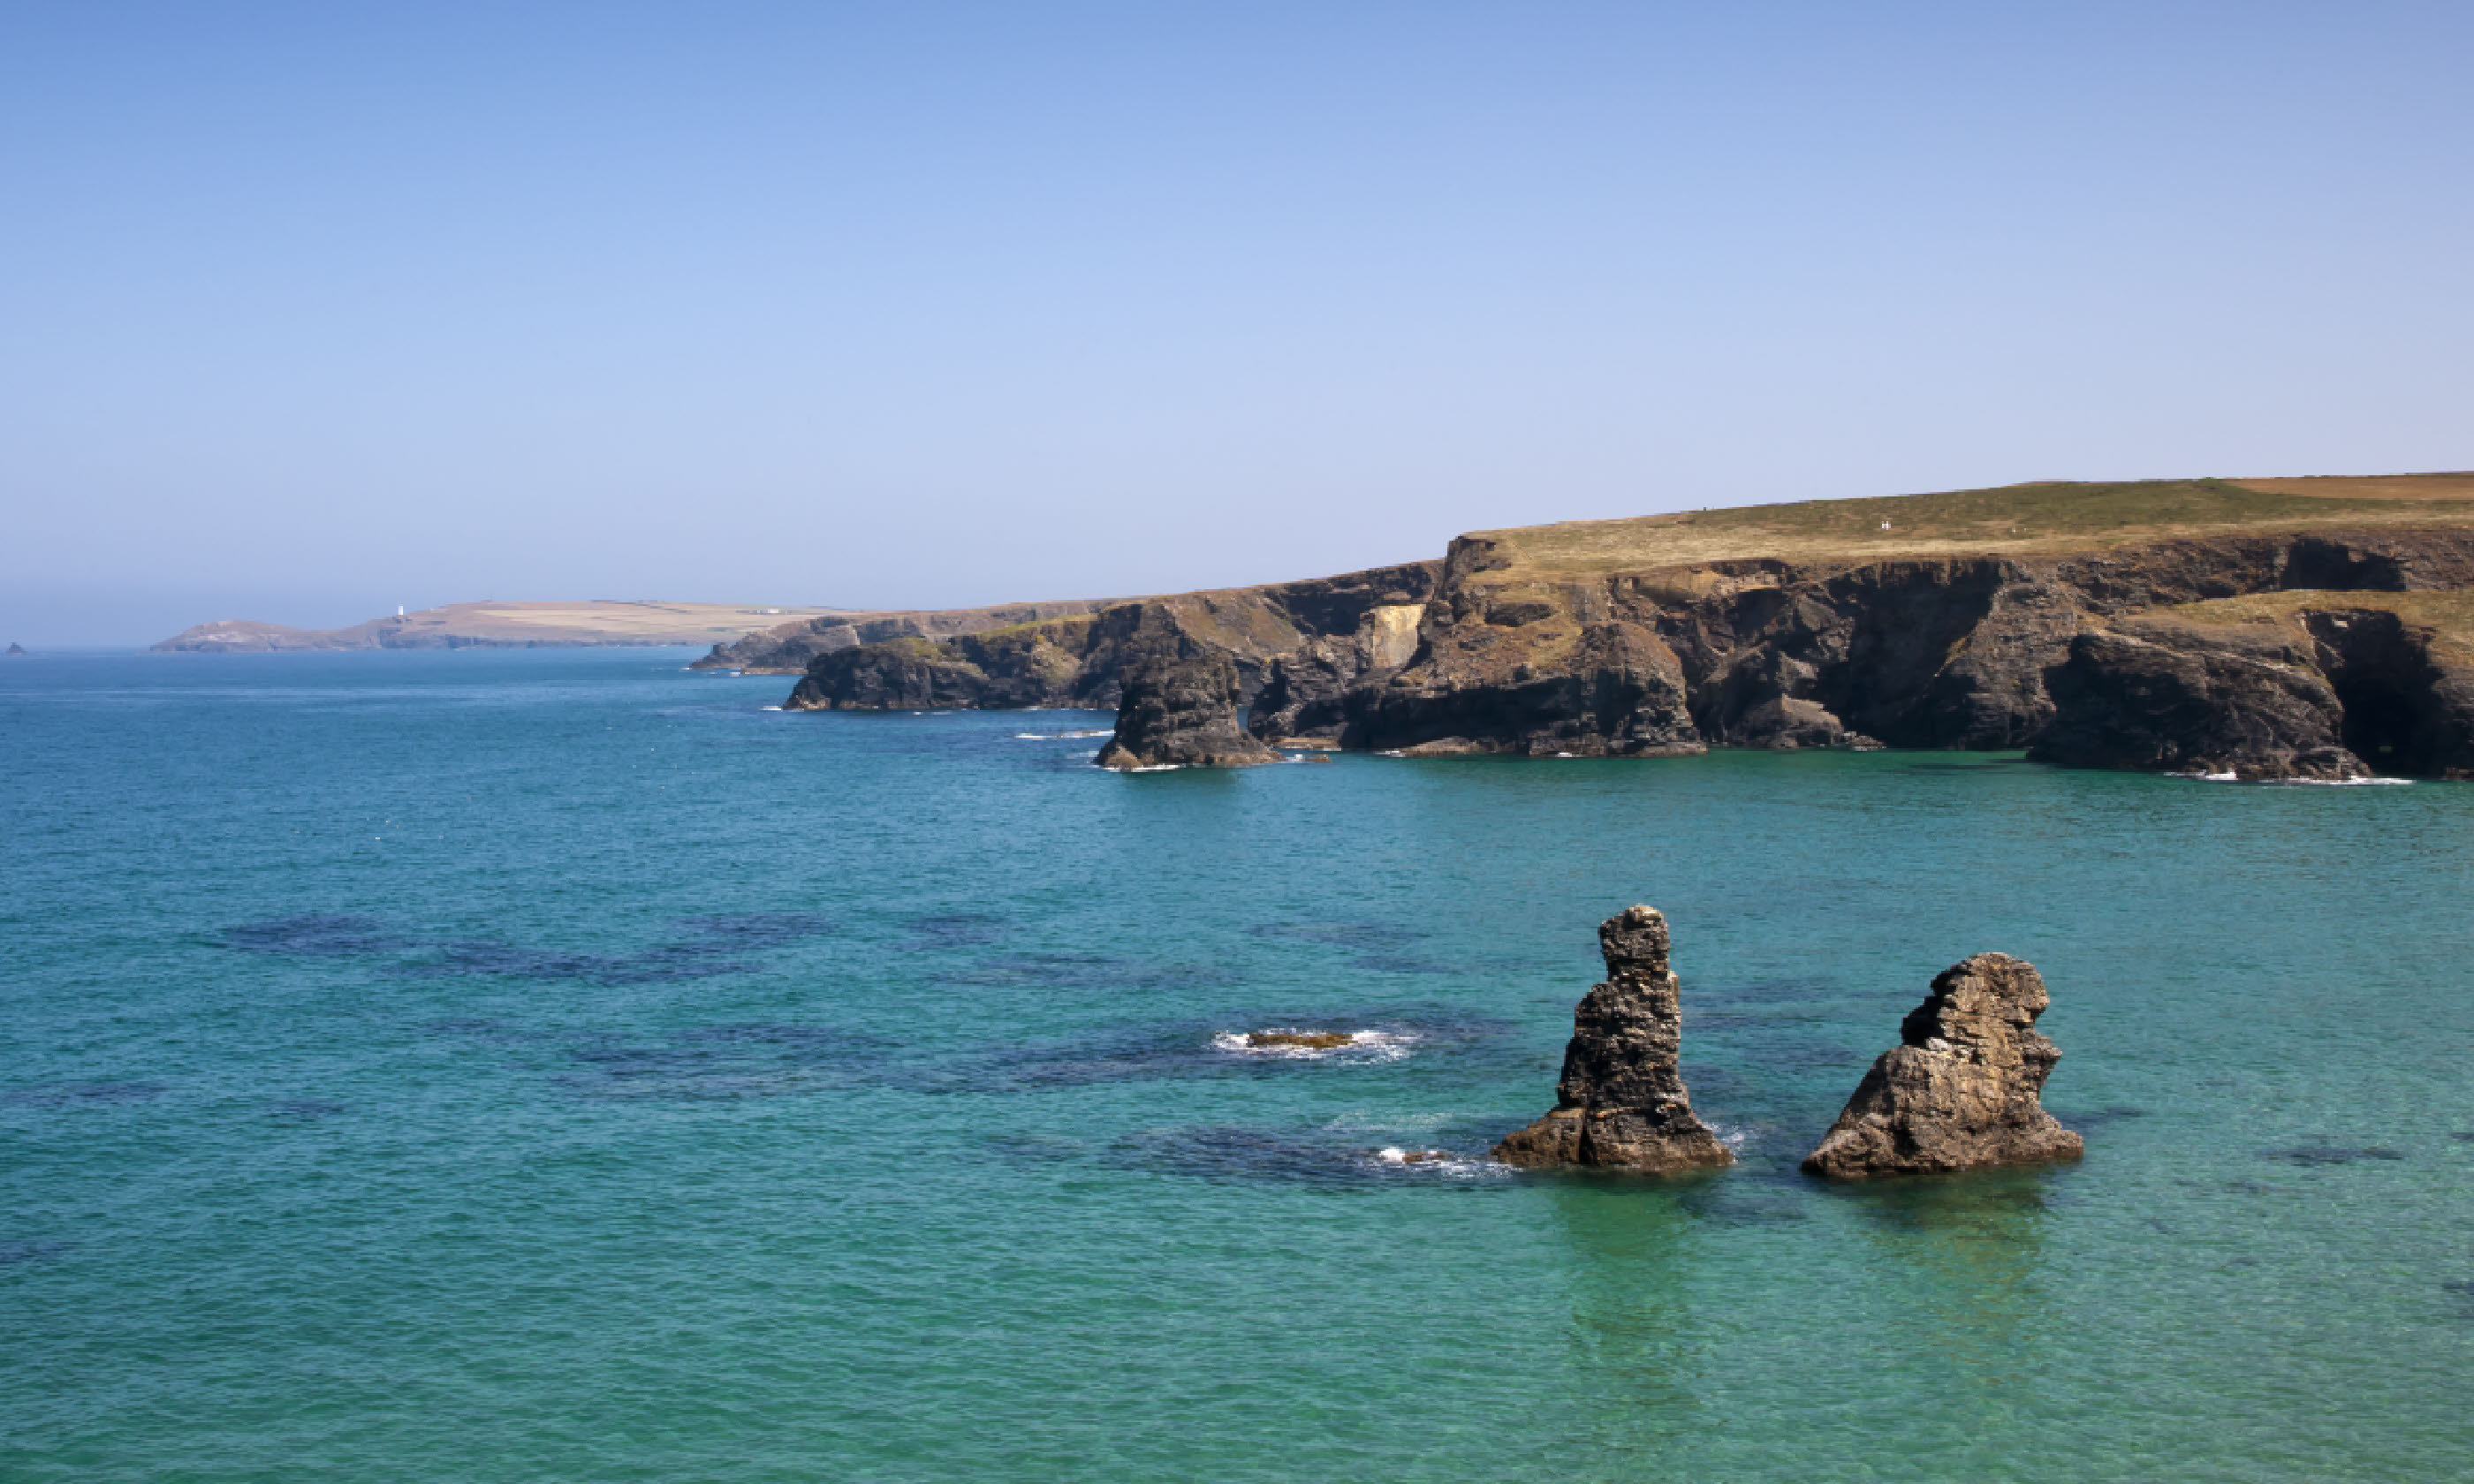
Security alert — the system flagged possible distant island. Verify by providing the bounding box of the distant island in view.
[714,472,2474,782]
[152,600,857,653]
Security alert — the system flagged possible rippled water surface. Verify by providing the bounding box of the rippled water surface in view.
[5,649,2472,1481]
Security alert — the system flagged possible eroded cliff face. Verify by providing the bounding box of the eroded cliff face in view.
[2030,617,2365,780]
[1286,528,2474,774]
[780,562,1439,714]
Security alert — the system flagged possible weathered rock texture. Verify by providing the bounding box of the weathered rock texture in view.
[1306,526,2474,771]
[1494,906,1733,1173]
[765,475,2474,776]
[2030,617,2368,779]
[1802,953,2083,1177]
[699,599,1115,674]
[1093,613,1281,770]
[775,562,1441,712]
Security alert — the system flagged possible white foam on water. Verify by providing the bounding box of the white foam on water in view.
[1126,763,1181,773]
[1372,1147,1509,1179]
[1014,729,1113,739]
[2173,769,2411,786]
[761,705,783,711]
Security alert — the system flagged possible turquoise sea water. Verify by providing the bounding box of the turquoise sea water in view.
[4,648,2471,1482]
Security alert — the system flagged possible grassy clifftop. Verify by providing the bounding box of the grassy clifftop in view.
[1463,473,2474,579]
[2172,587,2474,658]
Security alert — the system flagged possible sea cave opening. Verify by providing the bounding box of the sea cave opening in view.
[2335,677,2420,771]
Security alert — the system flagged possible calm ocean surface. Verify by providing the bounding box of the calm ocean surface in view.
[5,648,2471,1482]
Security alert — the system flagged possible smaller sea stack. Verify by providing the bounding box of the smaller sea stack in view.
[1802,952,2084,1177]
[1096,636,1279,770]
[1494,905,1732,1173]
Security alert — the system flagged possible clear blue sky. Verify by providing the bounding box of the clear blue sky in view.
[4,2,2469,644]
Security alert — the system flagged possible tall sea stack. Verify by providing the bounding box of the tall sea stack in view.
[1802,952,2083,1177]
[1095,617,1279,770]
[1494,905,1733,1173]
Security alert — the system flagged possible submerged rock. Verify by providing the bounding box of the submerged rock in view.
[1802,953,2083,1177]
[1096,617,1280,770]
[1243,1030,1352,1050]
[1494,905,1733,1173]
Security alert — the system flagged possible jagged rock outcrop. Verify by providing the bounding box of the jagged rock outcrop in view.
[1093,617,1280,770]
[696,600,1115,673]
[783,623,1092,711]
[2030,616,2368,779]
[1494,906,1733,1172]
[772,562,1441,712]
[1802,953,2083,1177]
[1313,526,2474,770]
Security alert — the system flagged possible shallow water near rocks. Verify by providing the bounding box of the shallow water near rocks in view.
[5,648,2472,1482]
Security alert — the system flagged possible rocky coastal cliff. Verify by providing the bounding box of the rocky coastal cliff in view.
[773,473,2474,779]
[1494,905,1733,1173]
[779,563,1440,713]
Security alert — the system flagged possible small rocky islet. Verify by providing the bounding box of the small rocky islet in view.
[1802,952,2083,1177]
[1493,905,2082,1180]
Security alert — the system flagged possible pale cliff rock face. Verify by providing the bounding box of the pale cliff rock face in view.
[1094,631,1279,770]
[1802,953,2083,1178]
[1494,906,1733,1173]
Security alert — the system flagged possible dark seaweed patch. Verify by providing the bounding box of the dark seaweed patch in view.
[394,938,754,985]
[943,952,1231,990]
[672,912,837,946]
[0,1239,72,1268]
[232,912,820,984]
[901,913,1011,950]
[555,1022,892,1102]
[1347,954,1457,976]
[2444,1280,2474,1317]
[267,1099,347,1118]
[2452,1132,2474,1143]
[2,1081,167,1107]
[1248,921,1427,950]
[224,914,405,956]
[1681,1173,1810,1226]
[2057,1107,2148,1135]
[2265,1145,2405,1167]
[1696,981,1840,1008]
[417,1017,513,1036]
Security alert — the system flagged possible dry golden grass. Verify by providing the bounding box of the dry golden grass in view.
[2169,588,2474,658]
[1463,475,2474,579]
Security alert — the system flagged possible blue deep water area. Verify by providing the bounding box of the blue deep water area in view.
[4,648,2472,1482]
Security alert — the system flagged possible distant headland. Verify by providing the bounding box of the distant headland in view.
[151,600,855,653]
